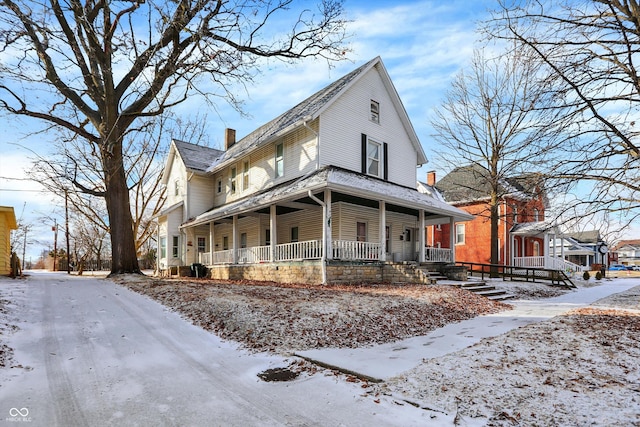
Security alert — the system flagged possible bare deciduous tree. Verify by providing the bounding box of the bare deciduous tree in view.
[431,47,563,265]
[0,0,348,275]
[486,0,640,235]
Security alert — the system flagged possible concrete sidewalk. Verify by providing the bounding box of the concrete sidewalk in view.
[296,280,640,381]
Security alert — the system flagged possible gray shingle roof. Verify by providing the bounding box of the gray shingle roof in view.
[206,57,380,172]
[435,164,542,203]
[173,139,224,173]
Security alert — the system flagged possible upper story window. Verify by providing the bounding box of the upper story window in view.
[455,223,465,245]
[533,208,539,222]
[370,100,380,124]
[275,143,284,178]
[174,180,180,196]
[512,205,519,223]
[216,178,222,194]
[367,139,381,177]
[230,166,237,194]
[242,161,250,191]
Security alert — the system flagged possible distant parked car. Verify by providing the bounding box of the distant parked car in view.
[609,264,628,271]
[629,265,640,271]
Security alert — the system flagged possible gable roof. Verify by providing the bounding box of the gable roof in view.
[613,239,640,251]
[162,139,224,184]
[565,230,601,244]
[206,56,427,173]
[435,164,543,204]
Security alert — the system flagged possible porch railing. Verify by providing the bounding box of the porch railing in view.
[514,256,586,274]
[238,246,271,264]
[425,247,452,263]
[274,240,323,261]
[332,240,380,261]
[212,249,234,264]
[199,252,211,265]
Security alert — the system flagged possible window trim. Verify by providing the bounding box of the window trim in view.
[160,236,167,259]
[357,221,367,242]
[366,138,382,177]
[455,223,465,245]
[197,236,206,253]
[290,226,299,243]
[242,160,250,191]
[230,166,237,194]
[370,99,380,124]
[275,143,284,178]
[172,235,179,258]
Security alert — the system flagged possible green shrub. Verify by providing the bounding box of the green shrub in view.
[595,271,603,280]
[583,271,590,280]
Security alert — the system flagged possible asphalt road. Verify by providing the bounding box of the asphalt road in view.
[0,272,425,427]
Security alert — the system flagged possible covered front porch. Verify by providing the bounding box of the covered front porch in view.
[510,221,585,274]
[180,167,472,284]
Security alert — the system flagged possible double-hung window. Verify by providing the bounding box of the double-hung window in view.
[275,143,284,178]
[230,166,237,194]
[160,236,167,259]
[367,139,381,177]
[455,224,465,245]
[172,236,179,258]
[242,161,249,191]
[370,100,380,123]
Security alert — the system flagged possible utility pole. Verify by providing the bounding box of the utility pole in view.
[65,190,71,274]
[53,220,58,272]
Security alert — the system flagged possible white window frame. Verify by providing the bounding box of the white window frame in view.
[172,235,179,258]
[242,161,250,191]
[275,143,284,178]
[370,100,380,124]
[216,178,222,194]
[160,236,167,259]
[230,166,237,194]
[455,223,465,245]
[174,180,180,196]
[197,236,206,253]
[366,138,382,177]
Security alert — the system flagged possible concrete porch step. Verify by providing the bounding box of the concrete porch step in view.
[449,281,515,301]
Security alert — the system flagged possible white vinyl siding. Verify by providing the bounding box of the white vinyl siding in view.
[318,66,419,187]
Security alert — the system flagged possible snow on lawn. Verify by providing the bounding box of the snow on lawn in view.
[375,280,640,426]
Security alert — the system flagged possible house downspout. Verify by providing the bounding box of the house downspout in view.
[308,190,327,285]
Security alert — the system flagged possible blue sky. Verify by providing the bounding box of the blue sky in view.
[4,0,630,260]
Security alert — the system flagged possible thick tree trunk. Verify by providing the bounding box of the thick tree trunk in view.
[490,193,500,277]
[102,139,141,276]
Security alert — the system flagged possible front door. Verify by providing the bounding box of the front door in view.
[402,227,417,261]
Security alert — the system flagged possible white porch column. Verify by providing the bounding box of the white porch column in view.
[449,217,456,263]
[543,232,548,267]
[379,200,386,261]
[270,204,277,262]
[232,215,238,264]
[419,209,425,263]
[325,190,333,260]
[209,221,214,265]
[560,234,565,261]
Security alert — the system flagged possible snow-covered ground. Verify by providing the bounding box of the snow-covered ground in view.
[1,272,639,426]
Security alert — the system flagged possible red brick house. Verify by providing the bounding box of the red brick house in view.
[423,165,580,272]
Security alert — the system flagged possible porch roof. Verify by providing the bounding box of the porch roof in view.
[155,201,183,219]
[182,166,474,228]
[510,219,561,236]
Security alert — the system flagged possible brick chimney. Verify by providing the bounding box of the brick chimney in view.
[224,128,236,150]
[427,170,436,186]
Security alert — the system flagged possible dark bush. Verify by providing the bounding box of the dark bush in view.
[595,271,603,280]
[583,271,590,280]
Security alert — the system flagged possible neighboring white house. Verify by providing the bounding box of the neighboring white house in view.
[613,239,640,267]
[156,57,473,283]
[549,230,608,269]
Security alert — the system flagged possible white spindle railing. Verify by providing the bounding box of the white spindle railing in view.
[199,252,211,265]
[425,247,452,263]
[237,246,272,264]
[332,240,380,261]
[274,240,323,261]
[212,249,234,264]
[513,256,545,268]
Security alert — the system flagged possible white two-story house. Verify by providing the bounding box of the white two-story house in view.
[157,57,473,284]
